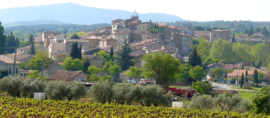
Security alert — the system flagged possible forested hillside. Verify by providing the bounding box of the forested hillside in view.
[4,23,110,41]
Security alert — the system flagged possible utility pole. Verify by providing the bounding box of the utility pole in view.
[12,47,17,76]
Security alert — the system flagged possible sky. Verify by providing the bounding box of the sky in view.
[0,0,269,21]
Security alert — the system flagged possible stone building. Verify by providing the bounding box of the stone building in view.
[210,29,230,45]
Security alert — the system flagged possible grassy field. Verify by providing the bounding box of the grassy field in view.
[236,91,257,101]
[231,86,262,91]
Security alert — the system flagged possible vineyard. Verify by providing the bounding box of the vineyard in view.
[0,97,269,118]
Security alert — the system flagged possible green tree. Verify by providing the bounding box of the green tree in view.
[189,65,207,81]
[88,65,101,75]
[194,26,204,31]
[28,34,35,55]
[196,37,210,61]
[232,42,252,63]
[45,81,86,101]
[251,43,265,67]
[20,78,46,98]
[245,70,248,82]
[35,49,53,68]
[126,66,143,79]
[70,42,81,59]
[102,60,114,74]
[20,62,26,69]
[108,64,122,82]
[231,33,236,43]
[251,86,270,114]
[88,74,101,81]
[0,70,8,79]
[27,58,44,70]
[70,33,80,39]
[83,58,90,73]
[6,32,17,54]
[262,27,269,36]
[94,50,111,63]
[254,69,259,86]
[188,48,201,67]
[175,64,192,84]
[191,81,212,94]
[115,38,135,71]
[192,38,199,46]
[101,75,113,82]
[0,22,6,54]
[62,57,84,71]
[27,70,47,80]
[212,67,224,78]
[110,46,114,61]
[210,39,234,63]
[142,51,180,85]
[240,73,244,88]
[88,80,113,104]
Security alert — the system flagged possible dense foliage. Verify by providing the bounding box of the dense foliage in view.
[191,81,212,94]
[251,86,270,114]
[62,57,84,71]
[115,39,135,71]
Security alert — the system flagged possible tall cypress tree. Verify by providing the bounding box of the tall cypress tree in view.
[245,69,248,82]
[110,46,114,61]
[70,42,78,59]
[254,69,258,87]
[251,26,254,35]
[262,27,269,36]
[0,22,6,54]
[240,73,244,88]
[231,33,235,43]
[28,34,35,55]
[83,57,90,73]
[6,32,16,54]
[188,48,201,67]
[115,38,135,71]
[78,44,82,60]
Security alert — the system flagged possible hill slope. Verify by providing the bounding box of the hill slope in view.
[0,2,185,24]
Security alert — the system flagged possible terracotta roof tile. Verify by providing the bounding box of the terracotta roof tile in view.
[227,69,254,77]
[0,55,20,64]
[46,71,83,81]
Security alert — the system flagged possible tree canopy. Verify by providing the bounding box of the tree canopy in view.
[62,57,84,71]
[189,65,207,81]
[115,38,135,71]
[0,22,6,55]
[142,51,180,85]
[188,48,201,67]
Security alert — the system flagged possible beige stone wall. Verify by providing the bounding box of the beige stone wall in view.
[88,39,100,48]
[47,63,64,76]
[210,31,230,45]
[72,73,87,81]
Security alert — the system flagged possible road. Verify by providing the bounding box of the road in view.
[211,82,257,91]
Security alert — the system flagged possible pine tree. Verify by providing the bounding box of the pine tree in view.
[0,22,6,54]
[231,33,235,43]
[243,28,249,34]
[110,46,114,61]
[245,69,248,82]
[6,32,16,54]
[240,73,244,88]
[70,42,78,59]
[28,34,35,55]
[71,34,80,39]
[115,38,135,71]
[248,30,252,36]
[188,48,202,67]
[262,27,269,36]
[254,69,259,87]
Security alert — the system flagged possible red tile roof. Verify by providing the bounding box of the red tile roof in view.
[46,71,83,81]
[227,70,254,77]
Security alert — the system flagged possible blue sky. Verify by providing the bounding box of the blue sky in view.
[0,0,269,21]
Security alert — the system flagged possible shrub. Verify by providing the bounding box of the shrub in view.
[214,93,242,112]
[141,85,172,106]
[188,94,214,110]
[45,81,86,101]
[127,85,144,105]
[251,86,270,114]
[191,81,212,94]
[112,84,130,105]
[236,100,251,113]
[88,80,113,104]
[0,76,23,97]
[20,78,46,98]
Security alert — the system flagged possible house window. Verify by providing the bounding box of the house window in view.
[139,26,141,29]
[183,37,187,40]
[171,32,174,35]
[9,68,11,74]
[171,36,173,40]
[143,26,145,29]
[16,68,18,74]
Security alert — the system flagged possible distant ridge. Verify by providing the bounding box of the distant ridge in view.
[3,20,65,27]
[0,2,185,25]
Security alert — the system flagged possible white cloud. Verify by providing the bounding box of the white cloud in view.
[0,0,269,21]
